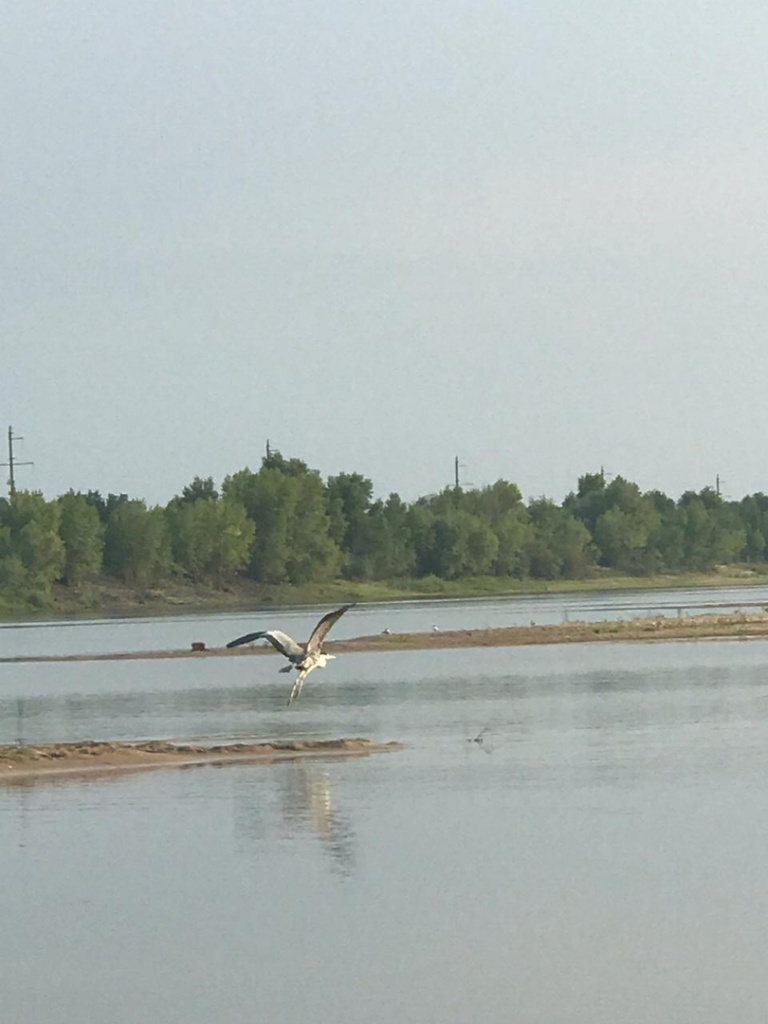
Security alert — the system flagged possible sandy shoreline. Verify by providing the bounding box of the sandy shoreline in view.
[3,611,768,665]
[0,738,402,785]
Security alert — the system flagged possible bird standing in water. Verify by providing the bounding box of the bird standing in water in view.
[226,604,354,704]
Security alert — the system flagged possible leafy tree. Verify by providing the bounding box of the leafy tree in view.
[0,491,65,603]
[493,507,534,577]
[407,504,438,577]
[178,476,218,505]
[678,489,747,569]
[85,491,129,525]
[738,494,768,562]
[57,490,105,584]
[223,459,341,584]
[463,479,525,523]
[563,472,611,533]
[103,500,172,584]
[325,472,374,551]
[462,481,532,577]
[262,450,311,477]
[167,496,254,581]
[645,490,686,569]
[525,499,595,579]
[408,506,499,579]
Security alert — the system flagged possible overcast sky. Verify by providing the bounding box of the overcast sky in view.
[3,1,768,507]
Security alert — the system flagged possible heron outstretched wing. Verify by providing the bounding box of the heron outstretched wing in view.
[226,629,304,659]
[306,604,354,654]
[226,631,269,649]
[261,630,305,659]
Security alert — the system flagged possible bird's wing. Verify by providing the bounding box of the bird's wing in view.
[262,630,304,659]
[226,629,303,658]
[226,631,268,649]
[306,604,354,654]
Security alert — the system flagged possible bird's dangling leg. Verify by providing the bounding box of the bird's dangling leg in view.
[288,669,308,705]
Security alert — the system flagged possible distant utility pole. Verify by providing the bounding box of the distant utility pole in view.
[0,426,34,498]
[266,438,272,459]
[454,456,471,490]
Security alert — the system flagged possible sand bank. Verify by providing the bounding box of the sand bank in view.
[2,611,768,665]
[0,738,402,785]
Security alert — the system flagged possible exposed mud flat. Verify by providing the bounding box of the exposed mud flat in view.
[0,738,402,785]
[3,612,768,665]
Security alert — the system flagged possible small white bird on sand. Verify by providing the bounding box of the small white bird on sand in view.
[226,604,354,705]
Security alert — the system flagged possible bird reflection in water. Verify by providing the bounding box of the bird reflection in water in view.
[233,761,356,876]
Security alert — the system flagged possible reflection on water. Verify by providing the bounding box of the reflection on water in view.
[4,605,768,1022]
[234,760,356,876]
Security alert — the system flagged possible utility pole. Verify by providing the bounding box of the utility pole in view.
[0,426,34,498]
[454,457,471,490]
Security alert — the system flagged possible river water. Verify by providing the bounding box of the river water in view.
[2,590,768,1022]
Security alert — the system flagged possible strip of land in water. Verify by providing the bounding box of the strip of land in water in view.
[3,611,768,665]
[0,738,402,784]
[4,612,766,783]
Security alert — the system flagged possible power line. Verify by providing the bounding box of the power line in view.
[0,426,34,498]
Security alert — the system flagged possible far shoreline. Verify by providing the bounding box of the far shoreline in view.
[3,566,768,622]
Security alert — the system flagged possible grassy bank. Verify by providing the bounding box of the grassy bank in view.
[2,564,767,621]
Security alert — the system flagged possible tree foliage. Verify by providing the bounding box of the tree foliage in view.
[103,500,171,584]
[58,490,104,585]
[2,457,768,612]
[0,492,65,604]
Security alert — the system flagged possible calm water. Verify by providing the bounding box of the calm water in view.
[2,581,768,659]
[2,597,768,1022]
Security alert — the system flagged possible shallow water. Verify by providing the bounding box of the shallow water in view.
[2,580,768,658]
[2,600,768,1023]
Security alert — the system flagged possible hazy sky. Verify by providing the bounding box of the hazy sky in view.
[3,1,768,506]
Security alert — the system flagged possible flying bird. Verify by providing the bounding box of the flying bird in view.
[226,604,354,704]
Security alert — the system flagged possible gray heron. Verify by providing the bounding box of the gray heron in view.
[226,604,354,704]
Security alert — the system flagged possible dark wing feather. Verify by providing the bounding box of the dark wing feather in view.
[226,629,303,659]
[306,603,355,654]
[226,631,269,649]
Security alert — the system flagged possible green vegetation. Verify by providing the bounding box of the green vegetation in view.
[2,453,768,617]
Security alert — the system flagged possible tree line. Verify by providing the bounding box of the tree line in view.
[1,450,767,609]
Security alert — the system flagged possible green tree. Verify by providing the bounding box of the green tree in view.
[645,490,686,570]
[563,472,611,533]
[678,489,747,569]
[223,457,341,584]
[525,499,595,579]
[410,507,499,579]
[167,496,254,581]
[737,494,768,562]
[103,501,172,584]
[85,491,130,525]
[178,476,218,505]
[0,491,66,604]
[493,507,534,577]
[57,490,105,584]
[325,473,372,561]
